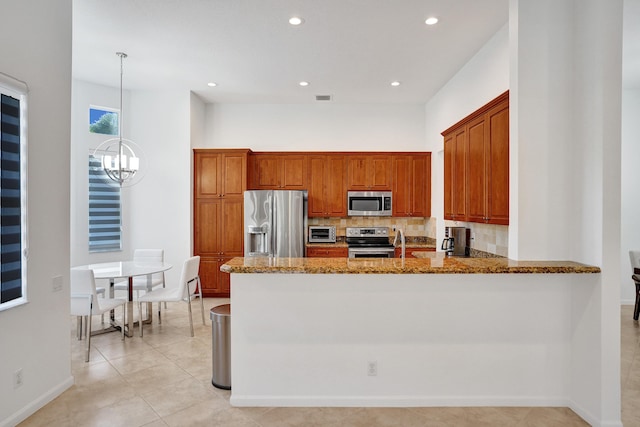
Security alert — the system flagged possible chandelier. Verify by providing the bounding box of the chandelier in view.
[93,52,145,187]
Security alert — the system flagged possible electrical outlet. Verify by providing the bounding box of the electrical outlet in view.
[52,275,63,292]
[14,368,23,388]
[367,361,377,376]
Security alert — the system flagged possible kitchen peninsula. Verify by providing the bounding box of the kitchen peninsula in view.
[221,255,605,425]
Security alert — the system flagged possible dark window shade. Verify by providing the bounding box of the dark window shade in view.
[1,94,22,303]
[88,155,121,252]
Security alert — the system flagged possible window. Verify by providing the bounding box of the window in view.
[88,155,121,252]
[0,74,28,310]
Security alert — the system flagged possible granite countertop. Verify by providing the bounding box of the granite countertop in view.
[220,253,600,275]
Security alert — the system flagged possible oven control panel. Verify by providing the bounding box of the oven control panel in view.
[346,227,389,238]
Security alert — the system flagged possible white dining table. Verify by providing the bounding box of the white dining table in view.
[73,261,172,337]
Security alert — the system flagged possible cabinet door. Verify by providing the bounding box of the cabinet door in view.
[347,155,392,191]
[411,154,430,217]
[326,155,347,216]
[453,128,467,220]
[393,156,411,216]
[443,135,454,220]
[281,155,306,189]
[194,199,221,255]
[347,156,369,190]
[220,198,244,254]
[306,247,348,257]
[195,153,221,197]
[370,156,392,190]
[198,257,220,294]
[398,247,435,258]
[466,116,487,223]
[308,156,327,217]
[222,153,246,197]
[486,102,509,225]
[253,155,280,189]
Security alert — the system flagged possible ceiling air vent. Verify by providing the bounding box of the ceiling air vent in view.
[315,95,332,101]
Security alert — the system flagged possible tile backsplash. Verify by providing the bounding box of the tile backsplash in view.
[308,217,431,237]
[444,221,509,257]
[309,216,508,257]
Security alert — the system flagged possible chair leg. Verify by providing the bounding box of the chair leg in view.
[76,316,83,340]
[85,315,92,362]
[198,277,205,325]
[634,282,640,321]
[121,305,126,341]
[158,302,162,325]
[187,296,194,337]
[138,302,144,337]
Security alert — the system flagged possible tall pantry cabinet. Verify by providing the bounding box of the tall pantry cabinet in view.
[193,149,249,297]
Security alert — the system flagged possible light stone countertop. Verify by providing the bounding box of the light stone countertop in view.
[220,253,600,275]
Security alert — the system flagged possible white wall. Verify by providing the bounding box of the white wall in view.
[621,89,640,304]
[423,24,510,248]
[0,1,73,425]
[127,90,193,285]
[204,103,426,151]
[511,0,622,423]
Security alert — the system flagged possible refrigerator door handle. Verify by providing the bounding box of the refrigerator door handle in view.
[272,198,277,256]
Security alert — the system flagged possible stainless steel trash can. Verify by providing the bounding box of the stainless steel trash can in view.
[210,304,231,390]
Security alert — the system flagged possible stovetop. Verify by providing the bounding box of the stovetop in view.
[346,227,393,248]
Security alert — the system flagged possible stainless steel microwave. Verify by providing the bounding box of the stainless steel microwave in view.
[347,191,392,216]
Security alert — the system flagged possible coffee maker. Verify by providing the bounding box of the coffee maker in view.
[441,227,471,257]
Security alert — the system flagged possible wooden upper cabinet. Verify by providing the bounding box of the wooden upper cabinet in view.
[194,149,248,198]
[466,115,487,223]
[453,128,467,220]
[392,154,431,217]
[442,128,467,221]
[308,155,347,217]
[347,155,392,191]
[486,100,509,225]
[251,154,307,190]
[441,91,509,225]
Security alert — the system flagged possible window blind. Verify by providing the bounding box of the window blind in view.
[88,155,121,252]
[1,94,22,303]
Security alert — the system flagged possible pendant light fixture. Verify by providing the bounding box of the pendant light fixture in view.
[93,52,145,187]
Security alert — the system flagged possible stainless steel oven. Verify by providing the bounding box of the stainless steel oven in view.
[346,227,395,258]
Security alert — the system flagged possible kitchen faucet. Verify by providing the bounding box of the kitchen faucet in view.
[393,227,405,260]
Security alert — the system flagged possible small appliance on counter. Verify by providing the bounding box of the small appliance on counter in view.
[308,226,336,243]
[244,190,307,257]
[441,226,471,257]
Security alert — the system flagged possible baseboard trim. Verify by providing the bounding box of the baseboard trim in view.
[0,376,74,427]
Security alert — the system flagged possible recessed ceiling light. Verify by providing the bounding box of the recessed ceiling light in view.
[391,81,401,87]
[299,81,310,87]
[207,82,217,87]
[425,17,439,25]
[289,16,304,25]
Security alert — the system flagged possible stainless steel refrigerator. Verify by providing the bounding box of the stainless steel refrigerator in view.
[244,190,307,257]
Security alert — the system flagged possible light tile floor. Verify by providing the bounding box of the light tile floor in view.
[18,300,640,426]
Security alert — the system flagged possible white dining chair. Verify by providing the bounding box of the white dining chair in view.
[137,255,205,337]
[70,268,127,362]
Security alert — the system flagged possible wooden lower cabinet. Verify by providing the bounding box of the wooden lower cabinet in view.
[397,247,436,258]
[306,247,348,257]
[199,255,239,297]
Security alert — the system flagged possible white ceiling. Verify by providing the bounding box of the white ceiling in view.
[72,0,639,105]
[72,0,509,104]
